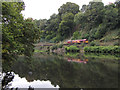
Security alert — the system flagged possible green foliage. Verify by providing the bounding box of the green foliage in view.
[84,46,120,53]
[103,4,118,30]
[2,2,25,60]
[58,2,79,15]
[36,2,80,42]
[34,49,46,53]
[2,2,40,61]
[74,12,86,27]
[65,45,79,52]
[45,35,52,41]
[51,45,58,51]
[58,43,63,48]
[90,41,100,46]
[50,35,62,43]
[94,25,105,39]
[90,42,96,46]
[58,13,75,39]
[72,31,81,40]
[74,2,119,42]
[35,1,119,43]
[65,52,79,57]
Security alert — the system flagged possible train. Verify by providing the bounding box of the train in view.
[67,39,88,44]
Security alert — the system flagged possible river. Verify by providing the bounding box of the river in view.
[2,52,119,89]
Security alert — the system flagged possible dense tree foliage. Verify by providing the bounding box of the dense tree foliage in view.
[58,13,74,40]
[73,1,119,41]
[2,2,25,60]
[34,2,79,43]
[2,2,40,61]
[58,2,79,16]
[35,1,119,43]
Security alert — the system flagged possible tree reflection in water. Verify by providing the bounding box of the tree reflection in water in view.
[2,52,119,88]
[2,72,14,89]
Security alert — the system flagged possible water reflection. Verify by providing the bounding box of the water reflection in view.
[67,58,88,64]
[9,73,59,88]
[2,52,119,88]
[2,72,14,89]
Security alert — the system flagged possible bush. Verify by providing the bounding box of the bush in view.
[65,45,80,52]
[84,46,120,53]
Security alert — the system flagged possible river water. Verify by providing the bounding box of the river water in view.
[2,52,119,89]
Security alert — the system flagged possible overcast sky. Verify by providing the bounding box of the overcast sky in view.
[21,0,116,20]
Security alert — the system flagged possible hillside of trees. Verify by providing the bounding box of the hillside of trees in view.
[34,1,120,46]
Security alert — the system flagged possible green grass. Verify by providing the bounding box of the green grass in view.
[34,49,46,53]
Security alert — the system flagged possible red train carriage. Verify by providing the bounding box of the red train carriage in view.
[67,39,88,44]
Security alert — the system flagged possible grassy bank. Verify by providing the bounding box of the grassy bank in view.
[34,49,46,53]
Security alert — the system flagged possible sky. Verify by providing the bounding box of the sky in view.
[21,0,116,20]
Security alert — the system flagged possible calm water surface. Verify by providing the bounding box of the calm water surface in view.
[2,52,119,89]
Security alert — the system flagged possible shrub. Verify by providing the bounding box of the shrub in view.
[84,46,120,53]
[65,45,80,52]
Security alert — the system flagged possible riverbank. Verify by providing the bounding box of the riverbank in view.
[35,44,120,54]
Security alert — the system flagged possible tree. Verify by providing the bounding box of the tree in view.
[58,13,75,39]
[2,2,25,60]
[39,14,61,42]
[72,31,81,39]
[58,2,79,16]
[85,2,104,28]
[74,12,87,29]
[22,18,40,57]
[103,4,118,30]
[2,2,40,61]
[115,0,120,28]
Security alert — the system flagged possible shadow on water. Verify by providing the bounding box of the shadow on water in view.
[2,52,119,88]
